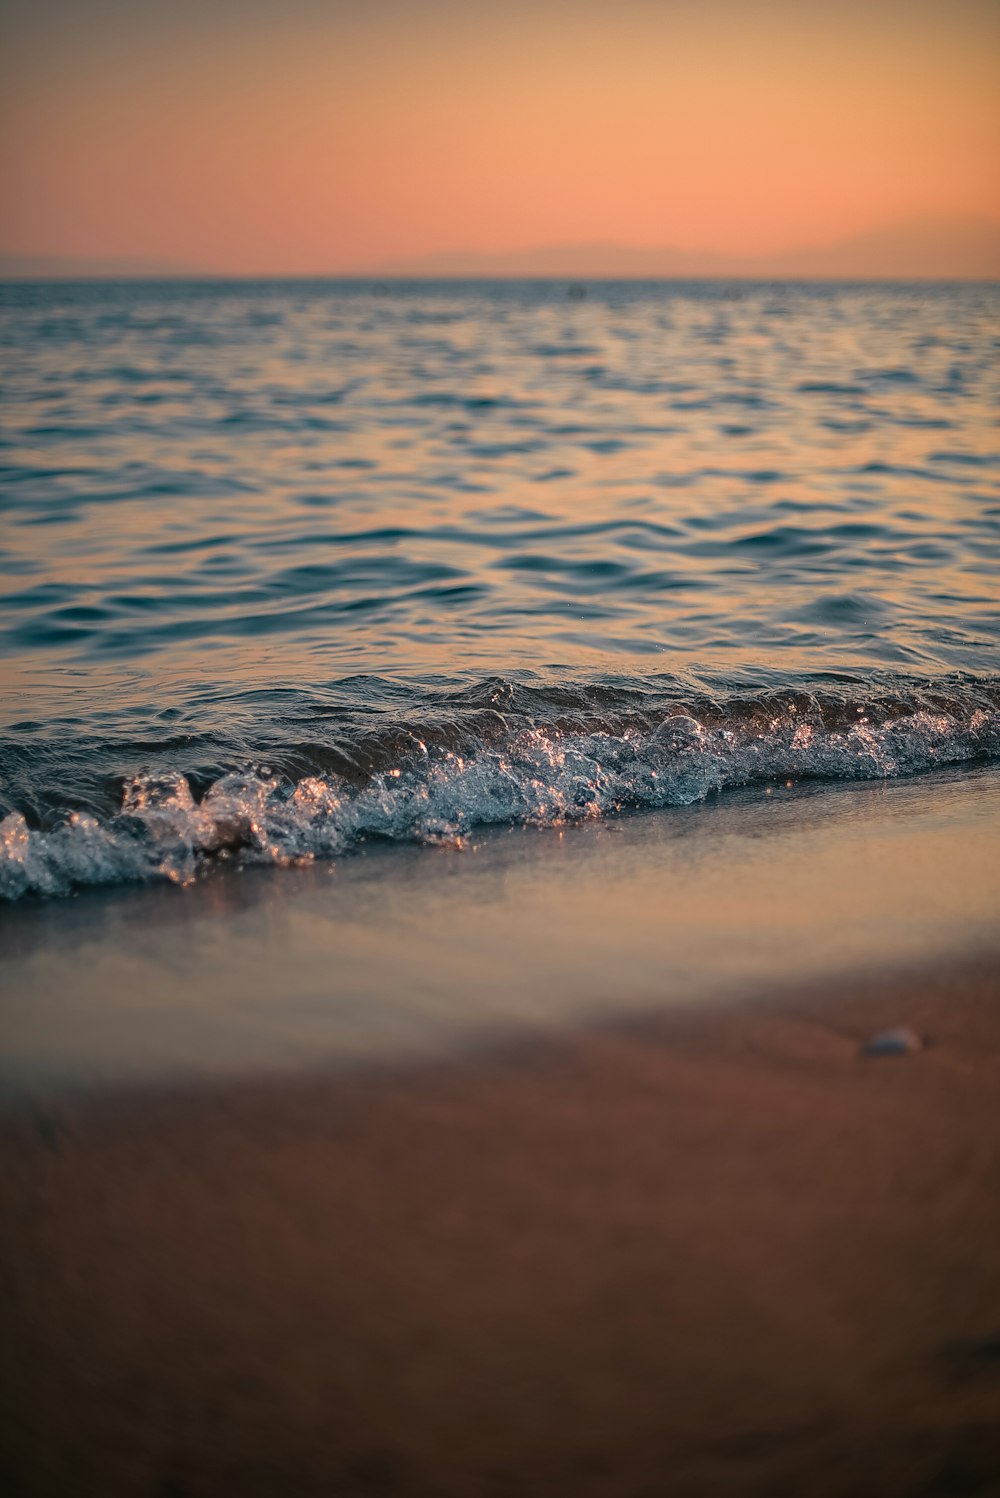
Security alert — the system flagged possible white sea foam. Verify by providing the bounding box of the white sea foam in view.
[3,699,996,900]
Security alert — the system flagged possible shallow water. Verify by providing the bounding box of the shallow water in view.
[1,279,999,897]
[3,766,998,1088]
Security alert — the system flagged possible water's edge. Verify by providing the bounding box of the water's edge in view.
[3,671,998,900]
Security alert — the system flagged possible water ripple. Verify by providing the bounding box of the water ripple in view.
[2,279,999,894]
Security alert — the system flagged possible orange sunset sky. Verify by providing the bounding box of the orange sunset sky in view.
[1,0,998,275]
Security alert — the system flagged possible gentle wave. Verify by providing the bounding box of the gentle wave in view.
[2,281,999,686]
[3,674,998,900]
[3,282,999,902]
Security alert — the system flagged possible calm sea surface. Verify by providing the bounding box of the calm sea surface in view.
[1,279,998,898]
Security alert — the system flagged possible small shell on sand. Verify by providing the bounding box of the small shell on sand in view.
[862,1027,924,1058]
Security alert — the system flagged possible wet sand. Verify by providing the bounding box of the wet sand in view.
[3,953,1000,1497]
[4,767,1000,1092]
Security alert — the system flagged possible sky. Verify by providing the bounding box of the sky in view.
[1,0,998,274]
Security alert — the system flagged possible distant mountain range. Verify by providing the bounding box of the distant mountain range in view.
[377,216,1000,281]
[2,215,998,281]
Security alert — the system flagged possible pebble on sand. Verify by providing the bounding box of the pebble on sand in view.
[861,1027,924,1058]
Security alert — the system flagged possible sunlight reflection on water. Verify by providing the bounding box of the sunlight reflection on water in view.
[1,280,998,897]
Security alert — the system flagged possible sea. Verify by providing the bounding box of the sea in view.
[2,278,999,903]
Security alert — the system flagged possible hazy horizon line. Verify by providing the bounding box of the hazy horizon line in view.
[3,212,999,282]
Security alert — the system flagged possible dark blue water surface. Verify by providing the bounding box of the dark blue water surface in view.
[1,279,998,897]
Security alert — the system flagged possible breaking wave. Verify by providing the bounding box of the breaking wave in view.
[2,673,998,900]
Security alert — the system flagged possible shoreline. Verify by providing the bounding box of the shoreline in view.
[3,951,1000,1496]
[3,765,999,1095]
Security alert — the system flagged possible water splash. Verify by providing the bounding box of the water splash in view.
[3,679,997,899]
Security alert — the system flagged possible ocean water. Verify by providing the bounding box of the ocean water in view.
[1,278,998,901]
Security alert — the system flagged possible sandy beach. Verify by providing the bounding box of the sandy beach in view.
[3,951,1000,1497]
[4,15,1000,1492]
[3,23,1000,1490]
